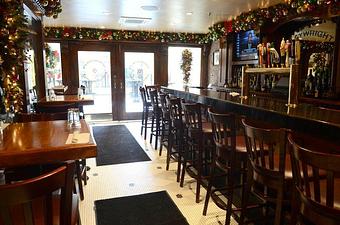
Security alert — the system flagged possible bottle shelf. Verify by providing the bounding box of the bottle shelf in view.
[244,67,291,75]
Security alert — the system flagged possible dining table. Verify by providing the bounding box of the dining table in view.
[38,94,94,106]
[0,119,97,168]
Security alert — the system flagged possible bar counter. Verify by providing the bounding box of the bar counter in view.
[162,85,340,141]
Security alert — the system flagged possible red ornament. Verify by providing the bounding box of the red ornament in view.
[224,21,233,34]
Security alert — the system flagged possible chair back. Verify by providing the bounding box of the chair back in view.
[0,161,75,225]
[149,89,161,114]
[288,133,340,225]
[208,109,237,171]
[166,97,184,130]
[242,118,288,189]
[145,84,160,100]
[182,103,203,135]
[139,87,149,107]
[159,93,169,121]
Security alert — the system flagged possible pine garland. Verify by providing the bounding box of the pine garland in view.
[180,49,193,84]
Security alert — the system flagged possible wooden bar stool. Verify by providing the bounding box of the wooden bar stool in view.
[139,87,152,140]
[149,89,162,150]
[203,109,248,225]
[166,97,186,182]
[159,92,170,156]
[288,132,340,225]
[242,118,291,225]
[181,102,214,203]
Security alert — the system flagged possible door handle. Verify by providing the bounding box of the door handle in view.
[113,81,117,89]
[120,82,123,89]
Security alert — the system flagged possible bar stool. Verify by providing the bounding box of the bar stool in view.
[242,118,290,225]
[139,87,152,140]
[149,89,162,150]
[166,97,186,182]
[288,132,340,225]
[181,102,214,203]
[203,109,248,225]
[159,92,170,156]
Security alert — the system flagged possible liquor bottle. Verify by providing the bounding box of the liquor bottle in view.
[304,69,314,96]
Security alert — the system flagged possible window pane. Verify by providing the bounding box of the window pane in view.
[78,51,111,114]
[168,47,201,87]
[124,52,154,113]
[44,43,62,89]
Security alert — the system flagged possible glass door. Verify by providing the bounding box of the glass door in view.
[122,52,154,119]
[78,51,112,115]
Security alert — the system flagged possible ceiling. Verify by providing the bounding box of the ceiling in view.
[43,0,284,33]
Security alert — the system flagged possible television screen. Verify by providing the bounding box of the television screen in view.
[234,30,259,61]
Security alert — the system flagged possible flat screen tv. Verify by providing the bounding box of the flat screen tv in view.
[234,30,259,61]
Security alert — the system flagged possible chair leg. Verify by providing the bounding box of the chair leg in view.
[196,144,203,203]
[75,160,84,201]
[159,121,165,156]
[141,110,145,136]
[150,115,154,144]
[166,131,173,171]
[144,109,148,140]
[274,189,284,225]
[203,161,216,215]
[154,116,160,150]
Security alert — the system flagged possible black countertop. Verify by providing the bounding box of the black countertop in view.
[162,85,340,140]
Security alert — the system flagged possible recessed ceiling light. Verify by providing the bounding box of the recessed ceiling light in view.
[141,5,159,11]
[100,26,106,29]
[186,12,193,16]
[102,11,112,15]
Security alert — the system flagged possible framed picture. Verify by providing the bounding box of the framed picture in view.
[213,51,220,65]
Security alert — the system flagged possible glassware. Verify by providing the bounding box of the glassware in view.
[67,108,80,126]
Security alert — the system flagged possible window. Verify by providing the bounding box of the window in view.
[44,43,62,89]
[168,46,201,87]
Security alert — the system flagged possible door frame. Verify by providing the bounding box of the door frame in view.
[69,42,117,117]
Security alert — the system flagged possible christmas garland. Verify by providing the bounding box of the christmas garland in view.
[0,0,28,113]
[44,27,210,44]
[0,0,62,113]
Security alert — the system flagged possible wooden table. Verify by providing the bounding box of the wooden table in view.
[38,95,94,106]
[0,119,97,167]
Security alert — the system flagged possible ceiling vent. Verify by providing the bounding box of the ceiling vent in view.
[119,16,151,25]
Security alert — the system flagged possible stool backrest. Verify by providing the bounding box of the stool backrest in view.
[209,109,237,170]
[167,97,184,130]
[182,103,203,135]
[288,133,340,225]
[139,87,148,107]
[242,118,288,189]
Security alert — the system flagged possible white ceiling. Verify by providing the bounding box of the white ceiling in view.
[43,0,284,33]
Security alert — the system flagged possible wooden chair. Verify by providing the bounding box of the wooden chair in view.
[0,161,80,225]
[288,133,340,225]
[242,118,290,225]
[203,109,248,225]
[181,102,214,203]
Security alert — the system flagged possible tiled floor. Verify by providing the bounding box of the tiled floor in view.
[81,120,236,225]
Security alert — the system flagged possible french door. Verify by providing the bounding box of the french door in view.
[74,43,156,120]
[120,51,155,120]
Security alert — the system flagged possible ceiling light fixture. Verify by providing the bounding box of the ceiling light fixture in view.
[102,11,112,15]
[119,16,152,25]
[186,12,193,16]
[141,5,159,11]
